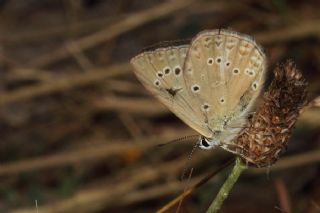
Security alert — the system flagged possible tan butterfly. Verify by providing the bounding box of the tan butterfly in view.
[130,29,266,153]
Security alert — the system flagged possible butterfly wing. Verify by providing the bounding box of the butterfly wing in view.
[131,45,213,137]
[183,29,267,140]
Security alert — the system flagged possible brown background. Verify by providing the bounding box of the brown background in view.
[0,0,319,212]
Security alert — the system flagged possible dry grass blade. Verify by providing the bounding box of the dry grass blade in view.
[256,19,320,44]
[0,131,193,176]
[28,0,195,68]
[11,151,213,213]
[0,63,129,106]
[156,158,234,213]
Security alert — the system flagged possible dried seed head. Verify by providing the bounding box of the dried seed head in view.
[234,60,308,167]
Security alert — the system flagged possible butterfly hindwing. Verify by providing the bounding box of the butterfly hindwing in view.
[183,29,266,139]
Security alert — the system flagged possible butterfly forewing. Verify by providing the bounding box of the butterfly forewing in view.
[183,29,266,136]
[131,46,213,137]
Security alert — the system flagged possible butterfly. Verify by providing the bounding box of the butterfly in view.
[130,29,266,154]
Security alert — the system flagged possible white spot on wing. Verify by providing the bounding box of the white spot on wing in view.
[191,84,200,93]
[219,97,226,105]
[216,57,222,64]
[154,79,161,87]
[252,81,258,90]
[201,103,210,112]
[245,69,256,77]
[207,58,214,65]
[157,71,163,78]
[232,68,240,75]
[174,66,182,76]
[163,67,171,75]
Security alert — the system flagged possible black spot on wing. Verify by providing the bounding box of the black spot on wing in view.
[166,87,182,97]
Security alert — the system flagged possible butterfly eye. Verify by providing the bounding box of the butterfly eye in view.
[200,138,210,148]
[199,137,219,150]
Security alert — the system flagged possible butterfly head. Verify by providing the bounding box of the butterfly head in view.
[198,132,222,150]
[198,127,241,150]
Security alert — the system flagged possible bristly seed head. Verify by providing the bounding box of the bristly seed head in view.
[233,60,308,168]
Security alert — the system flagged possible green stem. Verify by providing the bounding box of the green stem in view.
[206,157,247,213]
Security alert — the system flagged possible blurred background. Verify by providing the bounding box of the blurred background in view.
[0,0,319,212]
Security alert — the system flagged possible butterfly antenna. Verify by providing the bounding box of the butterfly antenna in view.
[180,141,199,181]
[176,167,194,213]
[175,141,199,212]
[157,135,199,147]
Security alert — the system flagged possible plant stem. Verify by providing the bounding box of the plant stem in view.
[206,157,247,213]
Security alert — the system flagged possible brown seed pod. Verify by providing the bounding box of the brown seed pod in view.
[234,60,308,167]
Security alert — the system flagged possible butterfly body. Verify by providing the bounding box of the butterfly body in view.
[131,29,266,152]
